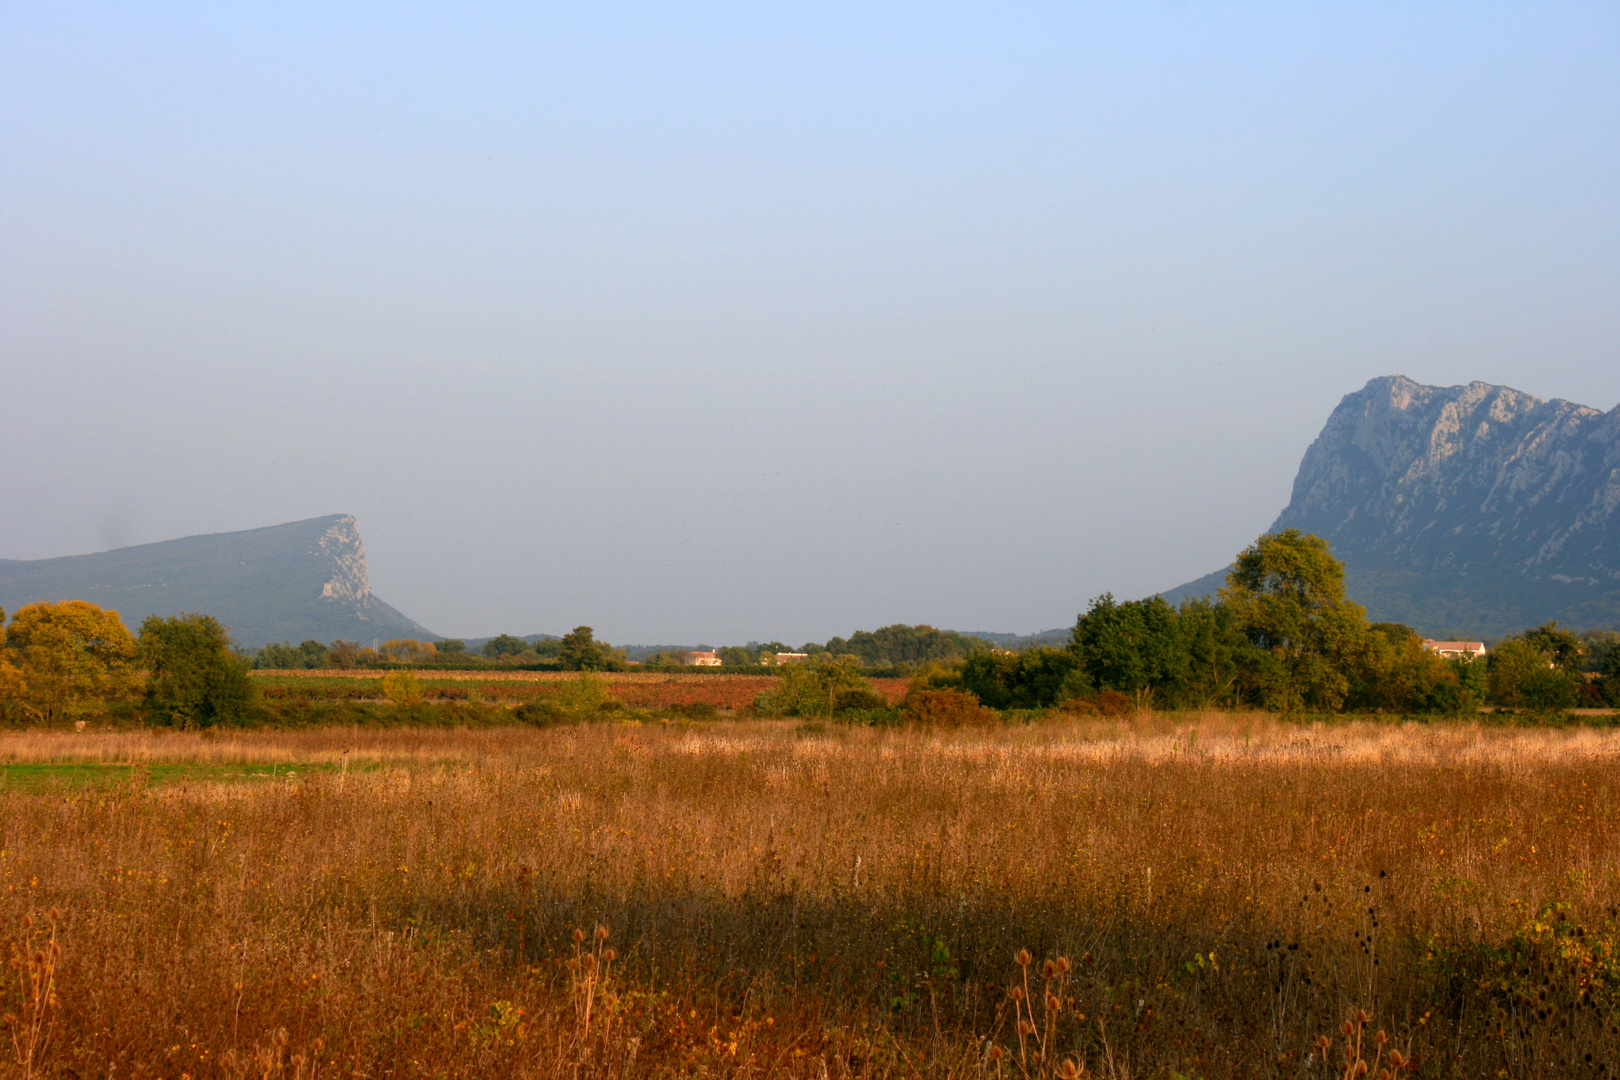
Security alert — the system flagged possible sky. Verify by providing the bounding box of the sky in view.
[2,3,1618,644]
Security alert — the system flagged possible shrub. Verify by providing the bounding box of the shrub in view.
[831,685,888,713]
[380,669,424,707]
[552,672,620,712]
[753,654,876,718]
[903,688,996,727]
[1061,689,1133,717]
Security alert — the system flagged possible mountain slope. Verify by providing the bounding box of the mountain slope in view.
[1161,376,1620,638]
[0,515,436,648]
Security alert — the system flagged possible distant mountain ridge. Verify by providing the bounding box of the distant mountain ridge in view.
[1162,376,1620,638]
[0,515,436,648]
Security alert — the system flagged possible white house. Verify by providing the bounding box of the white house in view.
[1421,640,1487,660]
[686,650,721,666]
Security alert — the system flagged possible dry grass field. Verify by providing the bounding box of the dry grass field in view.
[3,715,1619,1078]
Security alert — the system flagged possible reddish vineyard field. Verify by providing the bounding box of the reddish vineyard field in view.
[250,670,911,709]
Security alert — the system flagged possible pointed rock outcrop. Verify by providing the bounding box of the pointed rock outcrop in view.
[0,515,436,648]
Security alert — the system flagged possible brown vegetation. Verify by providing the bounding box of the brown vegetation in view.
[3,716,1619,1077]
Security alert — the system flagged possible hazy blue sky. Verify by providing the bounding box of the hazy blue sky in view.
[3,3,1617,643]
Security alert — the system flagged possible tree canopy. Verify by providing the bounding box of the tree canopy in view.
[1,601,139,722]
[558,626,625,671]
[482,634,531,659]
[138,613,255,728]
[821,625,986,667]
[1219,529,1368,711]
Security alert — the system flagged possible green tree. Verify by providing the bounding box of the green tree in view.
[253,639,332,670]
[1071,594,1188,707]
[823,625,985,667]
[753,642,793,666]
[957,647,1081,710]
[437,638,467,655]
[1601,646,1620,708]
[2,601,140,722]
[294,640,331,668]
[138,613,254,728]
[559,626,624,671]
[717,645,757,667]
[482,634,530,659]
[1347,622,1470,713]
[1220,530,1368,712]
[1173,598,1251,707]
[1521,622,1585,673]
[1489,635,1579,712]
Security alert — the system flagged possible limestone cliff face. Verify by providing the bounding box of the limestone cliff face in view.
[0,514,436,648]
[315,516,374,603]
[1274,376,1620,586]
[1163,376,1620,636]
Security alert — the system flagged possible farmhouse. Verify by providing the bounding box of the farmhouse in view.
[686,650,721,666]
[1421,639,1486,660]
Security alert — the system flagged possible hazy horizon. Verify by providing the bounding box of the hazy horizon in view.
[4,4,1617,642]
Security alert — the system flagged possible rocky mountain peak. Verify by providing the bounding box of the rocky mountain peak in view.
[1165,375,1620,636]
[1274,375,1619,584]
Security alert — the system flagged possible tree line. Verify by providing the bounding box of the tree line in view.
[922,530,1620,714]
[4,528,1617,727]
[253,626,628,671]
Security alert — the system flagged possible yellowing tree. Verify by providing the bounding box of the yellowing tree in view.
[2,601,139,722]
[0,607,25,716]
[378,639,438,664]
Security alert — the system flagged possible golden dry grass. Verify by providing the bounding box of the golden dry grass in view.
[3,714,1619,1078]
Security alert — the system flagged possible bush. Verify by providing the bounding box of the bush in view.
[380,670,424,707]
[1061,689,1133,717]
[513,673,625,725]
[831,685,888,713]
[753,655,877,718]
[902,688,996,727]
